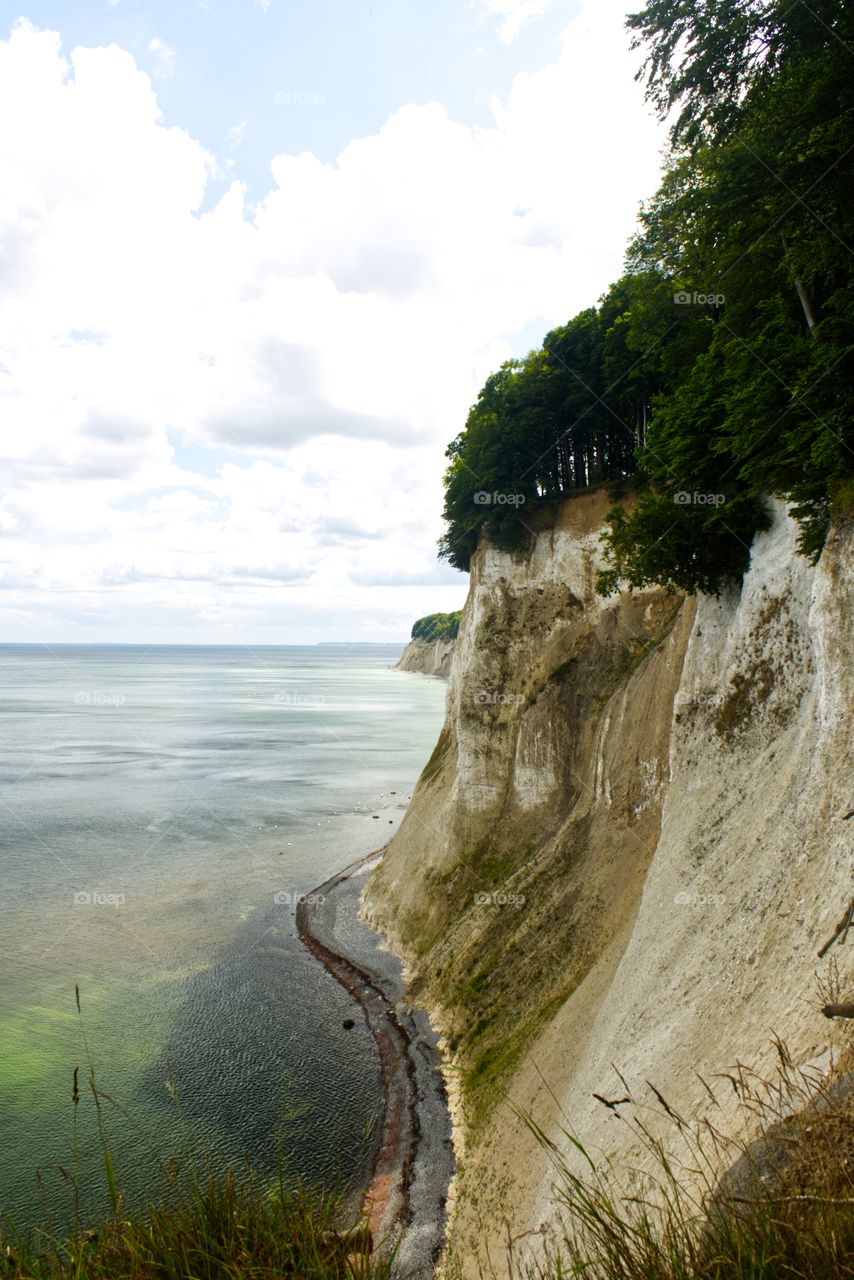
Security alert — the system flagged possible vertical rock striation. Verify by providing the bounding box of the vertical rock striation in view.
[394,637,455,678]
[365,490,853,1276]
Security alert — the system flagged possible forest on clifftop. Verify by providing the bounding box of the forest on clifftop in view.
[439,0,854,595]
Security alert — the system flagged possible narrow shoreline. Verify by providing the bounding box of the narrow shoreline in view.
[296,846,454,1278]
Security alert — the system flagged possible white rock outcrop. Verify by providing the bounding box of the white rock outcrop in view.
[395,637,455,678]
[366,490,853,1277]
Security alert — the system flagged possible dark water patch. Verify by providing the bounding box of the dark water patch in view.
[137,904,382,1207]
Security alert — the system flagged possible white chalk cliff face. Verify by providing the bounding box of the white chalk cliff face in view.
[395,636,455,678]
[365,489,853,1277]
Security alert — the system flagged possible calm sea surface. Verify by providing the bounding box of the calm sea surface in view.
[0,644,446,1230]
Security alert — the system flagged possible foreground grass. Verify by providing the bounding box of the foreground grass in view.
[511,1041,854,1280]
[1,1170,388,1280]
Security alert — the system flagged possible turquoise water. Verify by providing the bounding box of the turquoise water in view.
[0,644,446,1231]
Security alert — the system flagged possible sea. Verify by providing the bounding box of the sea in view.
[0,644,446,1232]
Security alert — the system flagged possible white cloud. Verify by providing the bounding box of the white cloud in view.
[147,35,174,77]
[0,6,663,642]
[227,119,247,148]
[480,0,554,43]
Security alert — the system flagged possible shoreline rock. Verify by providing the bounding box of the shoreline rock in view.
[297,849,454,1278]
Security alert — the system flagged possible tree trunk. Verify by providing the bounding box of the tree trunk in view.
[781,234,818,333]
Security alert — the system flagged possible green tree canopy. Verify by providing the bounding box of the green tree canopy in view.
[438,0,853,591]
[410,612,461,642]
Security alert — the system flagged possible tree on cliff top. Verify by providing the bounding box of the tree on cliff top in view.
[411,612,461,643]
[626,0,848,150]
[438,0,853,591]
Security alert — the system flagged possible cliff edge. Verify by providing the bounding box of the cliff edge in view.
[364,488,853,1276]
[395,637,455,678]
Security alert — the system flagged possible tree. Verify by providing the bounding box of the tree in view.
[438,2,853,587]
[626,0,849,150]
[602,2,854,580]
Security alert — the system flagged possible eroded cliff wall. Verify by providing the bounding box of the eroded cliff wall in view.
[395,637,455,678]
[365,490,853,1276]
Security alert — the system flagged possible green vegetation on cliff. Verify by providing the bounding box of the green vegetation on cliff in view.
[522,1046,854,1280]
[410,612,461,643]
[439,0,853,592]
[1,1177,384,1280]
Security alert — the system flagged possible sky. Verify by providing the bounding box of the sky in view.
[0,0,665,644]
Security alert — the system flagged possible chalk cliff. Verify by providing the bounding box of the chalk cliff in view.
[395,637,455,678]
[365,487,853,1275]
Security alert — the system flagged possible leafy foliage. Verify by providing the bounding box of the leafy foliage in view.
[410,612,461,642]
[438,0,854,592]
[438,280,672,571]
[626,0,850,151]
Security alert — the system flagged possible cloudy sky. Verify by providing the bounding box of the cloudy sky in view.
[0,0,664,644]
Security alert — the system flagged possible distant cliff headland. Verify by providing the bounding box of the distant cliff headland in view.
[395,612,460,678]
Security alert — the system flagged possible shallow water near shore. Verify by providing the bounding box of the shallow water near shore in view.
[0,644,446,1231]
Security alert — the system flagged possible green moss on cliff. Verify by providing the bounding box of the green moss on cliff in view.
[428,826,594,1133]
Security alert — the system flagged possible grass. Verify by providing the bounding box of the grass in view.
[1,1171,389,1280]
[502,1038,854,1280]
[8,1057,851,1280]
